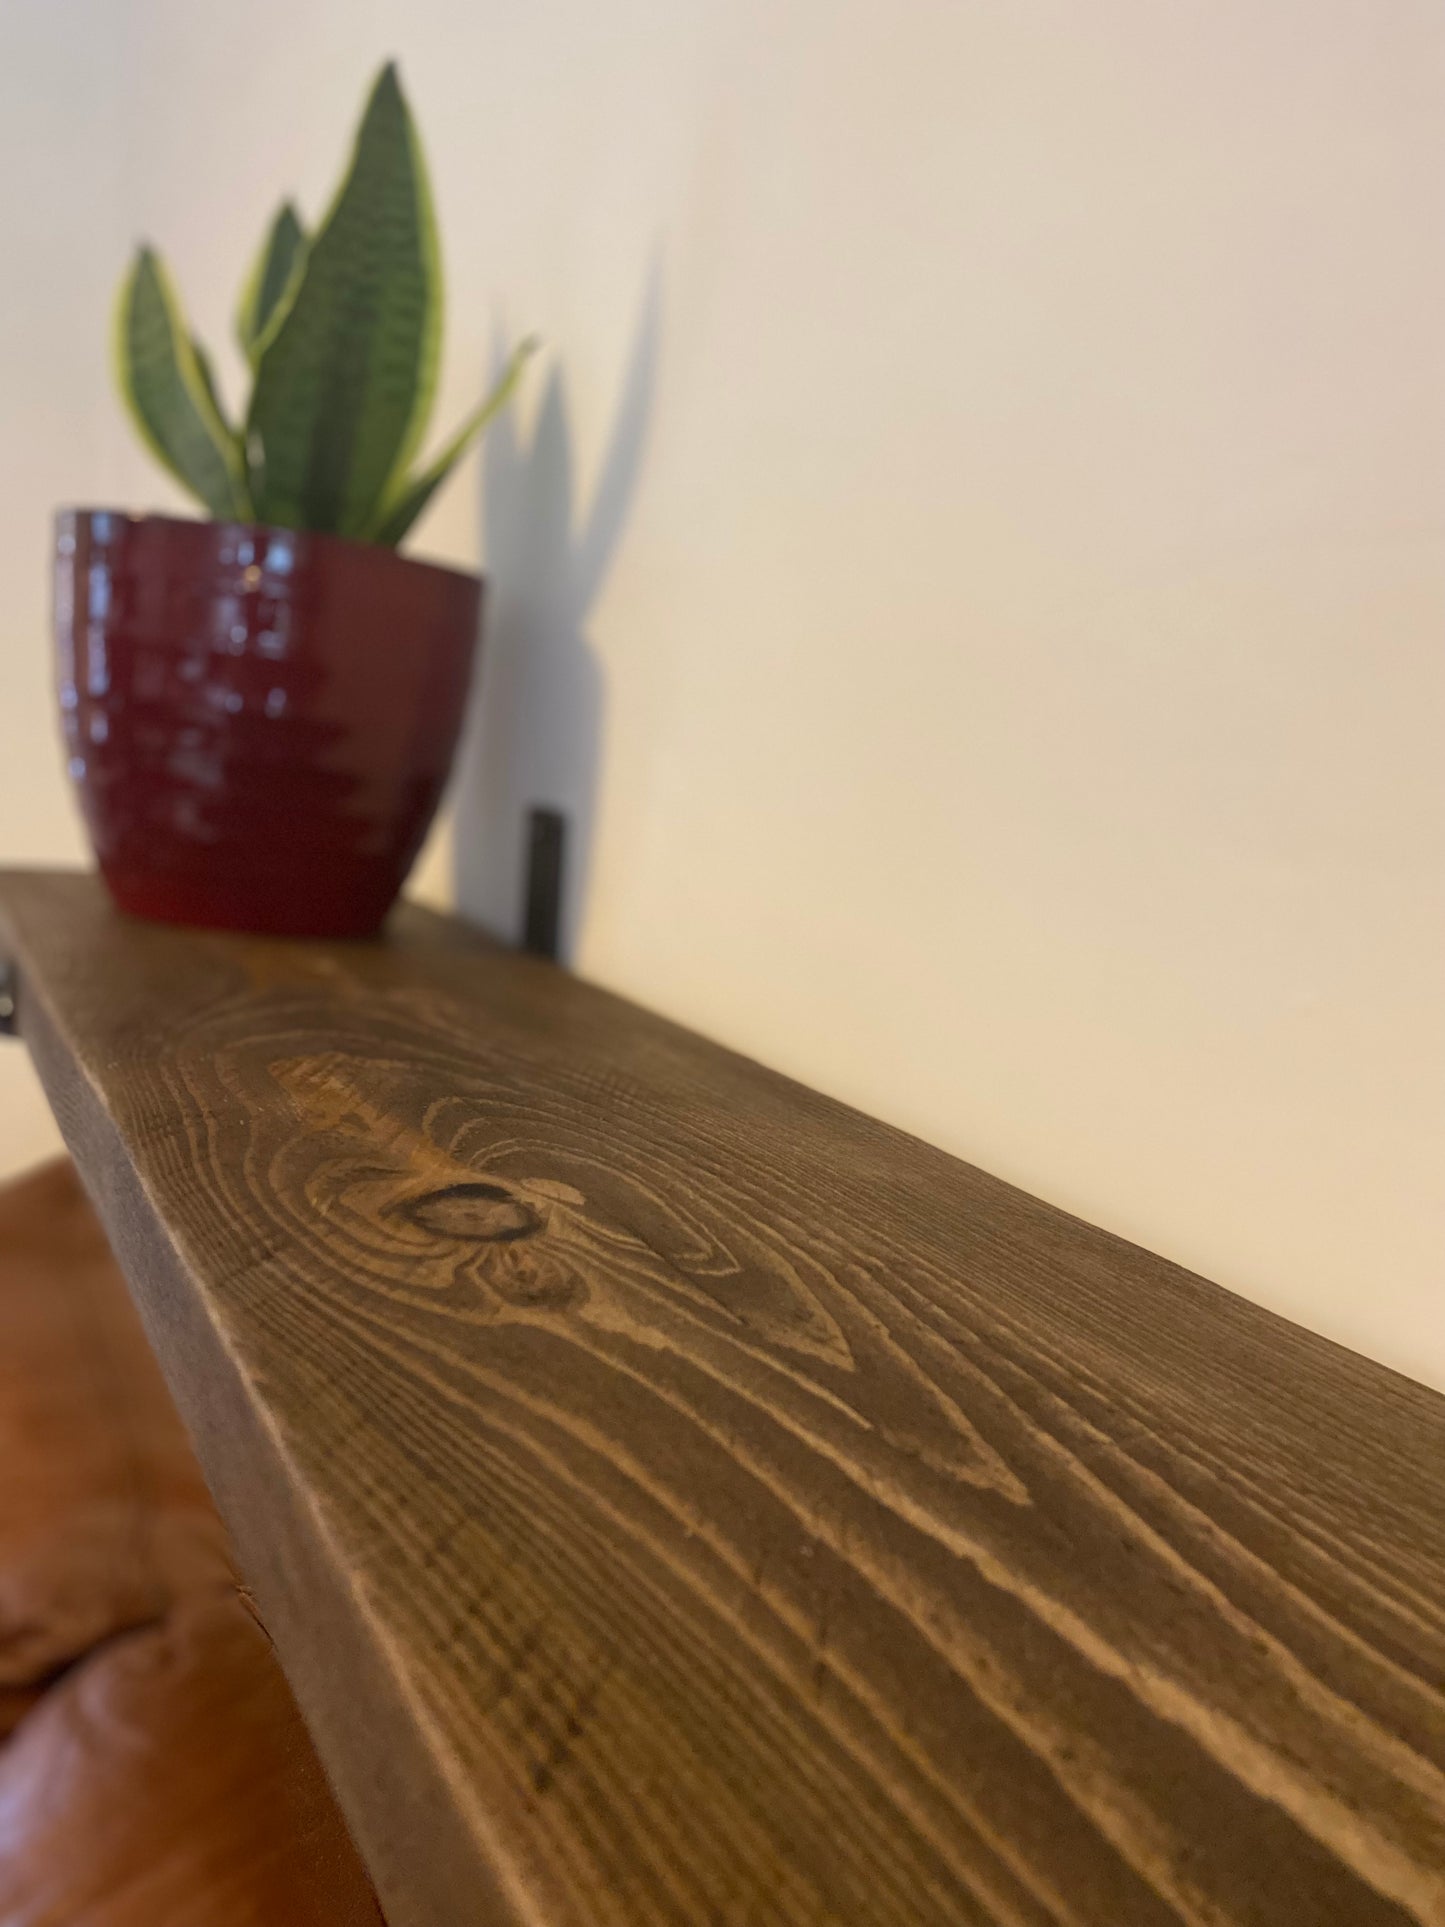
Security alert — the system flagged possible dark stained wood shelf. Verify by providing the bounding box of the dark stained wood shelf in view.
[1,867,1442,1926]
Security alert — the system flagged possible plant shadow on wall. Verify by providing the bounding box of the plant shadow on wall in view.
[453,270,661,962]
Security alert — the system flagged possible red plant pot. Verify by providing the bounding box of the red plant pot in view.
[54,510,481,938]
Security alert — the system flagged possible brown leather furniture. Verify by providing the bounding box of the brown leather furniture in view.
[0,1158,385,1924]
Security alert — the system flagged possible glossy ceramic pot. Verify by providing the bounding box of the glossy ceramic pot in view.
[54,511,481,938]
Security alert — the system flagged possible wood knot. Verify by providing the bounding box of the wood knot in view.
[403,1182,543,1244]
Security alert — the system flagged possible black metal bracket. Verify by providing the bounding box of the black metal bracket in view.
[0,961,17,1038]
[522,808,566,962]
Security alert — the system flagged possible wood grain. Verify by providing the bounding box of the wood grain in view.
[1,868,1442,1927]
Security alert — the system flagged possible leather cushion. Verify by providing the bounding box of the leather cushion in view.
[0,1591,383,1925]
[0,1159,231,1729]
[0,1157,385,1923]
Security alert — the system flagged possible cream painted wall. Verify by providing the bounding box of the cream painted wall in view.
[1,0,1440,1387]
[0,0,124,1170]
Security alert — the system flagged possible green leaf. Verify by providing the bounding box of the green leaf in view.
[190,336,232,436]
[364,336,539,546]
[113,246,250,519]
[235,201,307,367]
[247,62,441,536]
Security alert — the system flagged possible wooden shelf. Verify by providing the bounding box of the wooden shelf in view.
[2,868,1442,1926]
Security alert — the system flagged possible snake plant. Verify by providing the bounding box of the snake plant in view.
[114,63,535,546]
